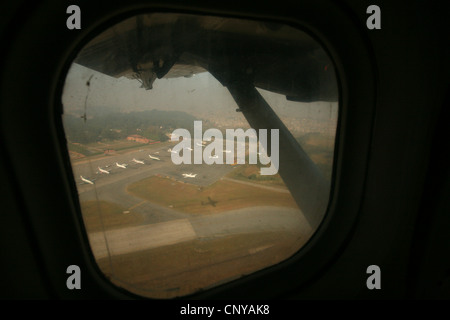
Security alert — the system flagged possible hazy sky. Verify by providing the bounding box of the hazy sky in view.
[62,63,238,115]
[62,63,338,121]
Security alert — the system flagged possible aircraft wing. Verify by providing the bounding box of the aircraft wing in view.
[74,13,337,101]
[73,13,336,228]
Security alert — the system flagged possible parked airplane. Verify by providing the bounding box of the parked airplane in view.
[167,148,178,154]
[182,173,197,178]
[149,154,160,160]
[80,176,94,185]
[132,158,145,164]
[116,162,127,169]
[98,167,110,174]
[209,155,219,159]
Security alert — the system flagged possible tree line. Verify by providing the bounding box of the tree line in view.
[63,109,198,144]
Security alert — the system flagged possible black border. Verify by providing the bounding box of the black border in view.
[0,0,377,300]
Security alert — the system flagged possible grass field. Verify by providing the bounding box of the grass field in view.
[97,229,305,298]
[68,139,158,161]
[67,142,102,157]
[127,175,298,215]
[225,164,287,187]
[85,139,149,152]
[80,200,145,233]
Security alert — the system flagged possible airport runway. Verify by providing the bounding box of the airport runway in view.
[70,141,312,259]
[89,206,310,259]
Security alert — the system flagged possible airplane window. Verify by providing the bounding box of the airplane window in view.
[61,12,338,298]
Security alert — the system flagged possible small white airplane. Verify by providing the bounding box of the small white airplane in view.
[98,167,110,174]
[209,155,219,159]
[167,148,178,154]
[116,162,127,169]
[149,154,160,161]
[182,173,197,178]
[184,147,193,151]
[196,142,205,147]
[80,175,94,184]
[223,150,231,153]
[132,158,145,164]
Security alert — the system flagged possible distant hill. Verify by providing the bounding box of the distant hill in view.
[62,109,199,144]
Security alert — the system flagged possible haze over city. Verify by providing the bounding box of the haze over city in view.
[62,63,338,135]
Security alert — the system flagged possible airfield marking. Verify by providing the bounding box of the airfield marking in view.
[221,177,290,193]
[128,200,147,211]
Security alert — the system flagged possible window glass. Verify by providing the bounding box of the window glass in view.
[62,12,338,298]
